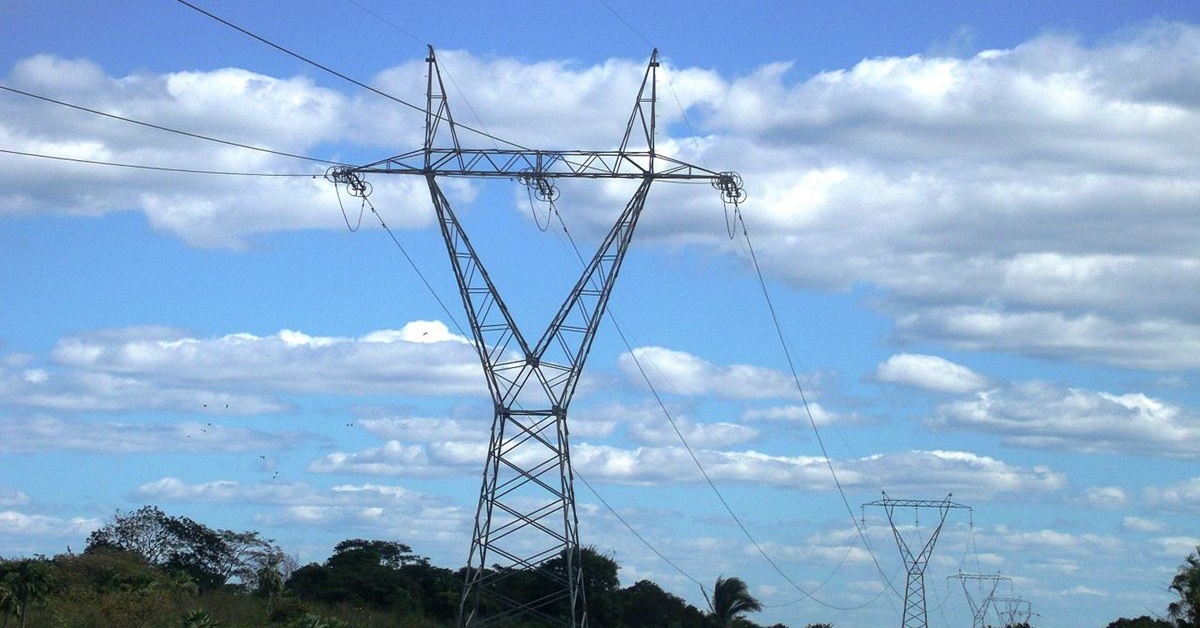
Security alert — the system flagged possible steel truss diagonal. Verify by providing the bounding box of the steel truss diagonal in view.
[863,492,971,628]
[328,47,743,627]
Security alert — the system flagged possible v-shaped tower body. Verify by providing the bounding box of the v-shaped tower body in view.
[330,48,743,627]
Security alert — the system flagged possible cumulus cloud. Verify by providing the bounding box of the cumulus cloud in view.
[0,415,305,454]
[313,436,1064,499]
[1081,486,1129,510]
[740,402,865,426]
[7,25,1200,366]
[1122,516,1166,533]
[1149,536,1200,558]
[874,353,990,393]
[0,322,484,415]
[618,346,799,399]
[985,524,1124,558]
[308,439,480,477]
[0,510,101,539]
[136,477,468,541]
[707,26,1200,370]
[0,487,30,507]
[0,56,438,248]
[1145,477,1200,513]
[930,381,1200,457]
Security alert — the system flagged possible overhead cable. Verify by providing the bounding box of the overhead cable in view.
[550,205,878,613]
[734,208,902,601]
[173,0,531,151]
[0,84,346,167]
[0,147,315,177]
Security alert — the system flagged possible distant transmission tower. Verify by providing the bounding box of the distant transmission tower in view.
[990,596,1032,627]
[862,492,971,628]
[947,572,1011,628]
[330,48,743,627]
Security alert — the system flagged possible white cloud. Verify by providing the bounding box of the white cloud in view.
[0,322,484,415]
[313,435,1064,499]
[874,353,990,393]
[0,416,305,454]
[931,381,1200,457]
[0,510,100,538]
[741,402,864,426]
[1082,486,1129,510]
[987,524,1124,557]
[136,477,469,542]
[618,346,799,399]
[0,487,30,507]
[308,440,480,477]
[7,25,1200,367]
[1146,477,1200,512]
[708,26,1200,370]
[1123,516,1166,533]
[1150,536,1200,558]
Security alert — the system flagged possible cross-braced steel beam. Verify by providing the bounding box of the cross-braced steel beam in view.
[863,492,971,628]
[329,47,743,627]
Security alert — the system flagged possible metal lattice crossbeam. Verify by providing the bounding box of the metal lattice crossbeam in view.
[330,47,742,627]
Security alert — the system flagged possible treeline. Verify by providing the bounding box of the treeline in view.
[4,505,1198,627]
[0,505,799,627]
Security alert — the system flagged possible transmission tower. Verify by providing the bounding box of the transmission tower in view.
[862,492,971,628]
[947,572,1011,628]
[990,596,1032,627]
[330,48,743,627]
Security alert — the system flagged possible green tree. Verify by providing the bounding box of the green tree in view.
[1105,616,1174,628]
[620,579,708,627]
[286,539,421,611]
[216,530,283,589]
[254,556,286,616]
[0,558,54,628]
[86,506,279,592]
[180,608,220,627]
[1170,546,1200,628]
[709,576,762,628]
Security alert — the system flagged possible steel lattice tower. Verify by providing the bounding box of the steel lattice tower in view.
[863,492,971,628]
[330,48,743,627]
[948,573,1012,628]
[990,596,1032,627]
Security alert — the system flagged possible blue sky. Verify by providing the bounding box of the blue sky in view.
[3,1,1200,626]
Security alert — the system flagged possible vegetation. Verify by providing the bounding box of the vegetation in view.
[710,576,763,627]
[2,507,1197,627]
[0,505,778,627]
[1169,547,1200,628]
[1106,618,1175,628]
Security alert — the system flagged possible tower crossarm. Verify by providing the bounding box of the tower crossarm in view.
[335,148,733,181]
[862,496,971,510]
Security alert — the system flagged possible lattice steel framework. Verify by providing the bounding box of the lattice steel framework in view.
[330,48,743,627]
[990,596,1032,627]
[862,492,971,628]
[947,572,1011,628]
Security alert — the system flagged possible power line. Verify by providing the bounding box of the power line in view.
[341,0,423,45]
[734,208,903,602]
[549,204,876,613]
[0,147,316,177]
[575,471,711,601]
[0,84,346,167]
[173,0,531,151]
